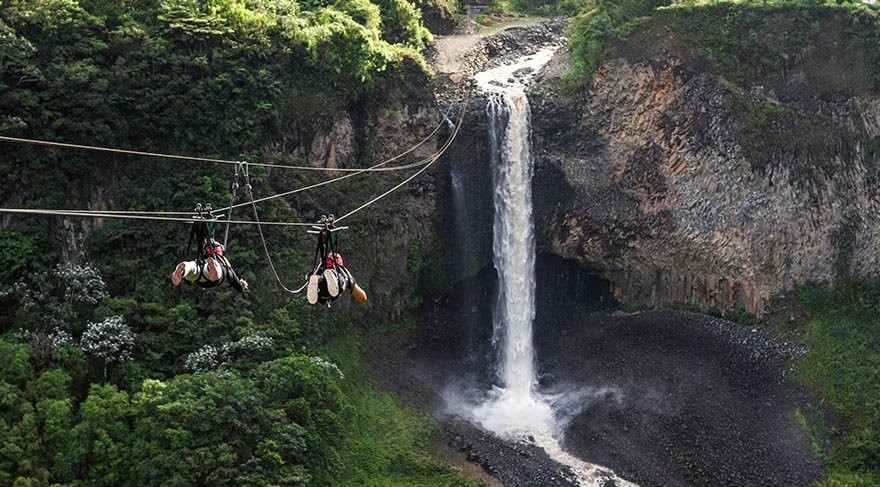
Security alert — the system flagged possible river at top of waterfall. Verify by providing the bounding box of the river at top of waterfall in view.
[473,46,559,95]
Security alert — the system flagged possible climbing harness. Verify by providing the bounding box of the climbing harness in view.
[182,161,257,289]
[180,203,228,288]
[304,214,366,305]
[308,214,348,264]
[306,214,349,281]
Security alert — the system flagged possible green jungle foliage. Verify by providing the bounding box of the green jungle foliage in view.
[0,0,471,486]
[565,0,669,80]
[565,0,880,87]
[659,2,880,94]
[0,333,473,487]
[794,281,880,486]
[563,0,880,173]
[659,2,879,173]
[323,336,474,487]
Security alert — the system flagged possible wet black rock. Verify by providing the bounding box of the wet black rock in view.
[445,419,580,487]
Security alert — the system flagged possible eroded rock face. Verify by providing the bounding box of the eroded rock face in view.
[529,41,880,313]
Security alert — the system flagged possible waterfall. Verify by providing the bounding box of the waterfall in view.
[452,46,637,487]
[488,90,539,400]
[466,49,557,437]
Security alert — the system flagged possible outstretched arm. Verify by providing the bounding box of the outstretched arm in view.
[224,262,248,292]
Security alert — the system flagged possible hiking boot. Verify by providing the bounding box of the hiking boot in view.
[171,263,186,287]
[307,274,320,305]
[324,269,339,297]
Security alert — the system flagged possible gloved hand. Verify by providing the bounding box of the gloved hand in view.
[240,279,249,291]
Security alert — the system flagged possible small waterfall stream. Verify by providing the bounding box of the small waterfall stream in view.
[458,47,636,487]
[450,164,471,270]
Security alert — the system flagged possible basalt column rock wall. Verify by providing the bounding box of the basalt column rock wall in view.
[529,33,880,313]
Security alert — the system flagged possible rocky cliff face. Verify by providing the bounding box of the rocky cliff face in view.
[527,20,880,313]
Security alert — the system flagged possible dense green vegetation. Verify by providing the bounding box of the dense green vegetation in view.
[564,0,880,87]
[0,331,473,487]
[0,0,475,486]
[0,261,472,486]
[790,281,880,486]
[565,0,669,81]
[660,2,880,94]
[661,2,880,173]
[4,0,880,485]
[323,336,474,487]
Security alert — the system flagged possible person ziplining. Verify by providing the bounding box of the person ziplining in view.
[171,203,249,292]
[305,214,366,307]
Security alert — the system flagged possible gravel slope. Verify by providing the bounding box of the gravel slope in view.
[534,308,822,487]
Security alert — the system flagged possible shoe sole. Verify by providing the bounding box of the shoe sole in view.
[171,263,186,286]
[307,275,320,304]
[205,257,220,281]
[324,269,339,297]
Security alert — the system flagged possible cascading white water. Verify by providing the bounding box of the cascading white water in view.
[468,49,557,437]
[457,47,637,487]
[489,90,537,396]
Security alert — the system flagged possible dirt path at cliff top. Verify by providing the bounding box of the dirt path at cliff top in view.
[430,18,547,73]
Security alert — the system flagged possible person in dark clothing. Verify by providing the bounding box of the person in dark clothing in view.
[171,238,248,292]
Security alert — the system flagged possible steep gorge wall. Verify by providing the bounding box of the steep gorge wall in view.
[529,17,880,313]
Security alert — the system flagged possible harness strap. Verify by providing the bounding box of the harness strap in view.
[194,257,226,288]
[223,165,241,249]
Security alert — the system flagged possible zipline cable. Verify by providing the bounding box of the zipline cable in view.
[337,89,470,224]
[0,208,314,226]
[0,107,459,227]
[247,182,309,294]
[13,104,456,217]
[0,92,469,232]
[216,136,448,214]
[29,149,441,218]
[0,104,452,173]
[210,100,468,215]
